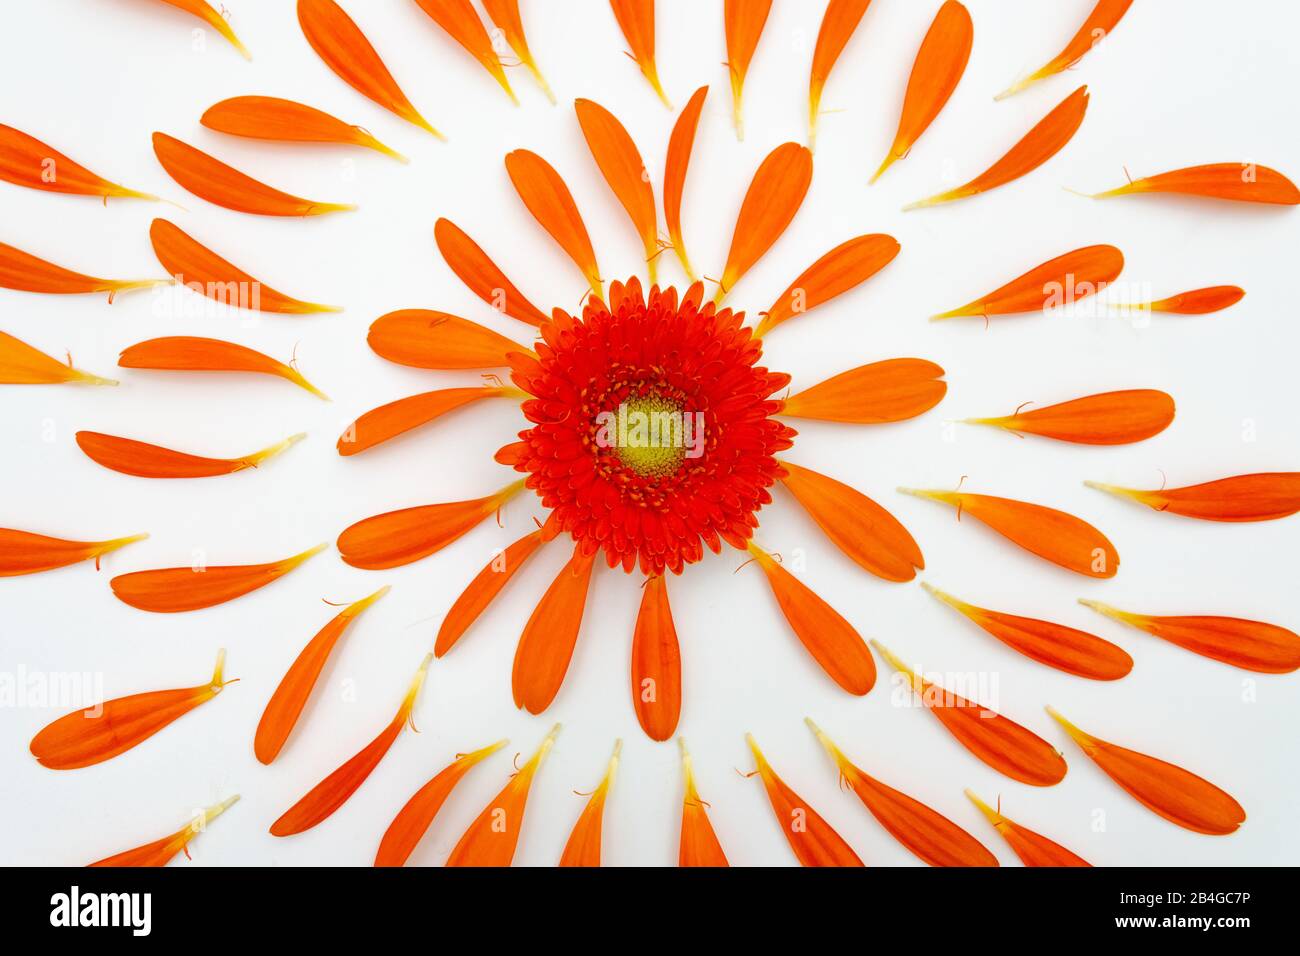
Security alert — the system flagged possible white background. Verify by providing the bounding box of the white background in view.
[1,0,1297,867]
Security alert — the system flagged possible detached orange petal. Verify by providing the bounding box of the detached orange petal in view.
[436,528,549,656]
[434,218,549,326]
[631,574,681,741]
[0,528,146,577]
[997,0,1132,99]
[965,791,1090,866]
[481,0,554,101]
[0,123,158,200]
[963,389,1174,445]
[513,546,598,713]
[76,430,304,479]
[89,795,240,867]
[0,240,168,300]
[1128,286,1245,315]
[779,359,946,424]
[933,244,1124,320]
[610,0,669,107]
[414,0,516,102]
[1084,163,1300,205]
[724,0,771,139]
[808,0,874,151]
[1086,472,1300,522]
[505,150,603,298]
[0,329,116,386]
[111,543,326,613]
[201,95,406,161]
[118,336,328,399]
[559,739,622,867]
[154,0,250,59]
[368,310,528,370]
[716,142,813,302]
[339,385,518,456]
[757,234,900,337]
[678,739,728,867]
[663,85,708,280]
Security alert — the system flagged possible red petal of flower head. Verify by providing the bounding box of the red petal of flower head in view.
[756,234,900,337]
[808,0,875,151]
[446,723,560,867]
[0,330,117,386]
[89,795,241,868]
[375,740,508,866]
[1086,472,1300,522]
[201,96,406,161]
[806,719,997,867]
[1047,708,1245,835]
[481,0,553,102]
[118,336,328,399]
[77,430,304,479]
[1130,286,1245,315]
[965,791,1091,867]
[559,739,622,867]
[271,653,432,837]
[746,734,864,867]
[0,123,158,200]
[1080,600,1300,674]
[724,0,772,139]
[368,310,530,370]
[0,240,168,301]
[154,0,250,58]
[338,385,520,457]
[31,649,232,769]
[899,487,1119,578]
[505,149,603,298]
[678,739,728,867]
[631,574,681,740]
[962,389,1175,445]
[513,545,598,714]
[111,543,326,612]
[932,245,1124,320]
[436,529,549,656]
[779,359,947,424]
[1085,163,1300,205]
[434,218,549,326]
[663,86,708,280]
[745,543,875,695]
[997,0,1133,99]
[872,641,1068,786]
[609,0,670,107]
[413,0,517,103]
[906,86,1089,210]
[0,528,146,577]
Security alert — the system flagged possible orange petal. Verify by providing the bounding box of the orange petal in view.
[963,389,1174,445]
[678,739,728,867]
[746,543,875,695]
[0,123,158,200]
[30,649,232,769]
[716,142,814,302]
[663,85,708,280]
[1131,285,1245,315]
[505,149,603,298]
[932,244,1124,319]
[871,1,973,183]
[923,583,1132,681]
[152,132,354,217]
[0,528,146,577]
[1084,162,1300,205]
[746,734,864,867]
[297,0,443,137]
[154,0,250,59]
[77,429,304,479]
[997,0,1132,99]
[445,723,560,867]
[481,0,554,102]
[255,586,391,764]
[512,546,598,713]
[631,574,681,741]
[0,239,168,300]
[779,358,946,424]
[1086,472,1300,523]
[900,488,1118,578]
[368,310,529,370]
[1080,600,1300,674]
[118,335,329,399]
[576,98,660,284]
[874,641,1067,786]
[88,795,240,867]
[436,529,548,656]
[374,740,508,866]
[965,791,1090,867]
[271,653,432,837]
[111,543,326,613]
[609,0,670,107]
[724,0,771,139]
[807,719,997,867]
[1047,708,1244,834]
[778,459,923,582]
[338,480,526,570]
[434,218,549,326]
[757,234,900,337]
[201,95,406,161]
[339,386,516,456]
[906,85,1089,209]
[559,739,622,867]
[808,0,875,151]
[413,0,516,102]
[0,329,117,385]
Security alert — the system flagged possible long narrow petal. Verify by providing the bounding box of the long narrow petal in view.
[0,528,146,577]
[1080,600,1300,674]
[201,95,405,160]
[576,98,660,283]
[873,641,1067,786]
[808,0,874,151]
[76,430,305,479]
[297,0,442,137]
[0,240,168,300]
[965,791,1090,866]
[446,723,560,866]
[434,218,549,326]
[631,574,681,741]
[962,389,1174,445]
[906,85,1089,210]
[0,123,158,200]
[1124,286,1245,315]
[778,460,923,582]
[559,739,622,867]
[923,584,1132,680]
[746,734,864,867]
[481,0,553,101]
[678,739,728,867]
[757,234,900,337]
[663,86,708,280]
[899,488,1118,578]
[413,0,516,102]
[111,544,326,612]
[338,480,526,570]
[716,143,813,302]
[375,740,508,866]
[512,546,598,713]
[807,719,997,867]
[1047,708,1244,834]
[0,329,117,385]
[30,650,232,769]
[724,0,771,140]
[1086,472,1300,523]
[932,245,1124,319]
[255,586,391,764]
[339,386,517,456]
[746,543,875,695]
[1083,163,1300,205]
[155,0,250,59]
[779,359,946,424]
[271,654,432,836]
[436,529,548,656]
[997,0,1133,99]
[368,310,528,370]
[89,795,240,867]
[505,150,603,298]
[610,0,669,107]
[872,1,973,183]
[118,336,329,399]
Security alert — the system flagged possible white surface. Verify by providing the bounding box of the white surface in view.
[1,0,1297,867]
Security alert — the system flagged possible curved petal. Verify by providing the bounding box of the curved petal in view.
[155,0,250,59]
[609,0,669,107]
[997,0,1133,99]
[76,430,304,479]
[111,544,326,612]
[512,546,597,713]
[962,389,1174,445]
[747,734,864,866]
[716,142,813,302]
[1084,163,1300,205]
[0,330,116,386]
[118,336,328,399]
[338,386,517,456]
[1086,472,1300,523]
[663,86,708,280]
[0,528,146,577]
[88,795,240,867]
[367,310,528,370]
[559,739,621,867]
[758,234,900,336]
[779,359,946,424]
[434,218,549,326]
[576,98,660,283]
[413,0,516,102]
[808,0,874,150]
[0,122,158,199]
[933,245,1124,319]
[481,0,553,101]
[201,96,405,160]
[435,528,548,656]
[724,0,771,139]
[678,739,728,866]
[0,240,167,300]
[965,791,1090,866]
[505,149,603,297]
